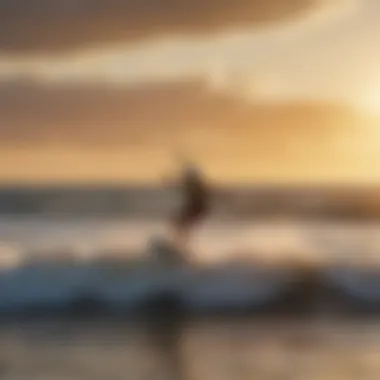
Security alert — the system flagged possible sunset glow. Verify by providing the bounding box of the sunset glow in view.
[357,86,380,116]
[0,0,379,184]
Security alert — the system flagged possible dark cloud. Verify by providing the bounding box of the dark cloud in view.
[0,79,359,154]
[0,0,338,53]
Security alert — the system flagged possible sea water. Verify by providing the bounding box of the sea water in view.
[1,217,380,379]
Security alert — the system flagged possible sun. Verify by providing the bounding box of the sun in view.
[356,88,380,116]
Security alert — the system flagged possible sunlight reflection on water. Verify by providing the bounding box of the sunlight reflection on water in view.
[0,217,380,266]
[1,318,380,380]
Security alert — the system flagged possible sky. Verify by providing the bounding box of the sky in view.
[0,0,380,184]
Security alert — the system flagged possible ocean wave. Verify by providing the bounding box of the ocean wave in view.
[322,266,380,302]
[0,260,292,314]
[1,256,380,317]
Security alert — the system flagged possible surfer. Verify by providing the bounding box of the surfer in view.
[168,161,210,250]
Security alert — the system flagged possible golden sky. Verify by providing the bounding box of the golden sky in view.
[0,0,380,184]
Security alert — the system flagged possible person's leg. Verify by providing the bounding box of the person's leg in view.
[172,223,191,251]
[171,203,207,253]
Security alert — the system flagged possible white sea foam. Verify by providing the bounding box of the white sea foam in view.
[0,218,379,314]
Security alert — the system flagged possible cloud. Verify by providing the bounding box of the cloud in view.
[0,79,358,149]
[0,78,374,183]
[0,0,351,53]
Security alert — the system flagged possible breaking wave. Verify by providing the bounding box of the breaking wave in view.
[1,256,380,317]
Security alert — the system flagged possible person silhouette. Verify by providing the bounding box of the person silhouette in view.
[169,161,210,251]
